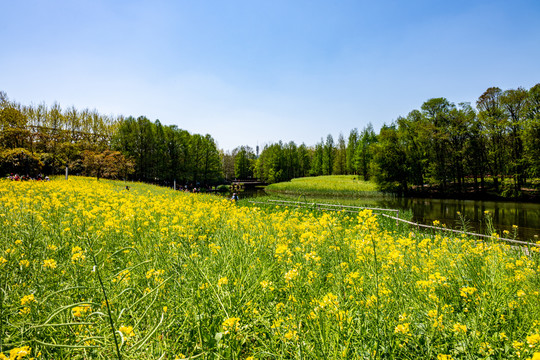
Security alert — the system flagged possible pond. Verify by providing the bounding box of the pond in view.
[377,197,540,242]
[236,189,540,242]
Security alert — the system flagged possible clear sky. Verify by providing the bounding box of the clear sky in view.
[2,0,539,151]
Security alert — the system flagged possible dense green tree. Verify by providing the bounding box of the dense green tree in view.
[477,87,507,192]
[310,141,323,176]
[396,111,429,188]
[255,143,284,183]
[112,116,222,185]
[254,141,312,183]
[523,83,540,177]
[0,105,30,149]
[446,103,474,191]
[322,134,335,175]
[199,134,223,185]
[355,124,377,181]
[333,133,347,175]
[346,129,359,174]
[0,148,43,176]
[500,87,528,192]
[82,150,134,180]
[221,149,236,181]
[297,143,311,178]
[372,125,408,193]
[234,146,255,179]
[421,98,455,191]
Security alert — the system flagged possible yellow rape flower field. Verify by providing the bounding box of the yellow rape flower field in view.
[1,177,539,359]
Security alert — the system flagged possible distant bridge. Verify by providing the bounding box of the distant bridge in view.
[231,180,267,190]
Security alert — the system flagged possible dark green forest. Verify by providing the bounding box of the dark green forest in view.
[1,83,540,198]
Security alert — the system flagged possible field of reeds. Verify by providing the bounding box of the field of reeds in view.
[1,177,540,359]
[265,176,382,198]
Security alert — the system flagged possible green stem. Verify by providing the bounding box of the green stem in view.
[89,246,122,360]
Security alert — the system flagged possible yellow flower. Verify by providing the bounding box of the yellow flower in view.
[43,259,57,269]
[318,292,339,310]
[20,294,35,306]
[433,220,440,226]
[19,259,30,267]
[530,352,540,360]
[437,355,453,360]
[72,304,91,317]
[394,323,410,335]
[217,277,228,287]
[2,346,31,359]
[284,330,298,341]
[453,323,467,334]
[208,243,221,254]
[222,317,240,333]
[72,246,82,253]
[527,333,540,348]
[284,268,299,282]
[460,286,477,298]
[19,307,31,315]
[71,251,85,263]
[119,325,135,337]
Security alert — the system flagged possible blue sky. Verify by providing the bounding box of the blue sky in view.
[2,0,540,151]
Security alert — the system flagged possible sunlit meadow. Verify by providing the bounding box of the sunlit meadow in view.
[1,178,539,359]
[265,176,381,198]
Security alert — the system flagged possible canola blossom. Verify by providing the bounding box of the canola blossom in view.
[0,177,540,359]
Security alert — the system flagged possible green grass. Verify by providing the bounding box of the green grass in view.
[266,175,381,198]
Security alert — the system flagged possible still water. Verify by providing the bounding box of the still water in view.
[376,197,540,241]
[239,189,540,241]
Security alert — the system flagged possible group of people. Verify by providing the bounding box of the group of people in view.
[180,185,205,193]
[7,173,49,181]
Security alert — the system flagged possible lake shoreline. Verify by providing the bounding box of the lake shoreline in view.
[266,187,540,204]
[403,186,540,204]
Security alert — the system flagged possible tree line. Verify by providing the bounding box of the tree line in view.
[230,84,540,198]
[372,84,540,197]
[0,91,222,186]
[2,83,540,198]
[112,116,222,185]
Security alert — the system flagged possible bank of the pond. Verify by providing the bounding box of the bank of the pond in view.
[244,175,540,241]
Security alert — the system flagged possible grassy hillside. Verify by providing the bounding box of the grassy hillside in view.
[1,177,539,359]
[266,175,380,197]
